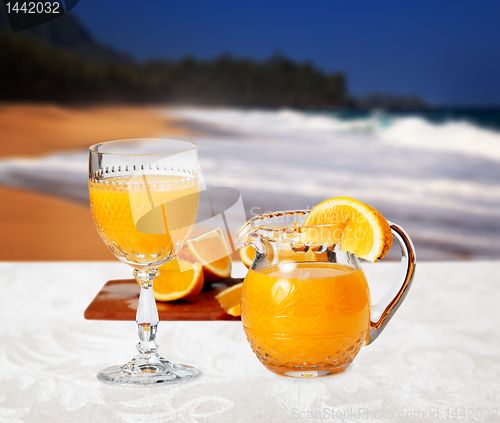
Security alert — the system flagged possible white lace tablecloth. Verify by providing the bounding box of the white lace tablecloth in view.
[1,261,499,422]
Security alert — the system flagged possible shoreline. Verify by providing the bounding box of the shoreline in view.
[1,104,498,261]
[0,103,193,159]
[0,103,193,260]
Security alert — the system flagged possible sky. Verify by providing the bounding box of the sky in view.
[74,0,500,106]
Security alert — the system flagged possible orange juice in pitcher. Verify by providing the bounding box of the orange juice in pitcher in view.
[236,200,416,378]
[242,262,370,376]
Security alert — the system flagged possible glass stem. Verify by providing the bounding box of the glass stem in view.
[134,268,161,360]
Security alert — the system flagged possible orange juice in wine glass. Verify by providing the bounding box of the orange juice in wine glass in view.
[89,139,201,386]
[90,174,199,266]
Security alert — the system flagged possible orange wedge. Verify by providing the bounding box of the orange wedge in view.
[215,282,243,316]
[152,258,204,301]
[179,228,232,281]
[303,197,392,262]
[239,245,256,268]
[227,303,241,317]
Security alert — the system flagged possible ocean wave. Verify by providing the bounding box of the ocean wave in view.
[168,108,354,137]
[0,107,499,259]
[169,108,500,161]
[377,116,500,162]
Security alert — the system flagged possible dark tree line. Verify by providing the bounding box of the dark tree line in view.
[0,30,348,106]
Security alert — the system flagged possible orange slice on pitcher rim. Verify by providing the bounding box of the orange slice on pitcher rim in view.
[178,228,232,281]
[152,258,204,301]
[215,282,243,316]
[239,245,256,268]
[303,197,392,262]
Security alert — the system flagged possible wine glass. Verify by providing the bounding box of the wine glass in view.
[89,138,200,386]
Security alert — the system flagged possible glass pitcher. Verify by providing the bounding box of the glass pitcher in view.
[236,210,416,378]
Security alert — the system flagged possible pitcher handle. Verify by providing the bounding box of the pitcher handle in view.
[367,222,416,345]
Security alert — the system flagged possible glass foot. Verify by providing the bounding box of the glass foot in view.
[97,354,199,387]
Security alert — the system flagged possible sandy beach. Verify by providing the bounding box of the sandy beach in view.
[1,104,499,262]
[0,185,115,260]
[0,104,189,158]
[0,103,190,260]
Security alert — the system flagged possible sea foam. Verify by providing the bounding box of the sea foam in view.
[0,107,499,259]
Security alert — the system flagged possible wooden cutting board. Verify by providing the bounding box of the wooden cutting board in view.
[84,278,242,321]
